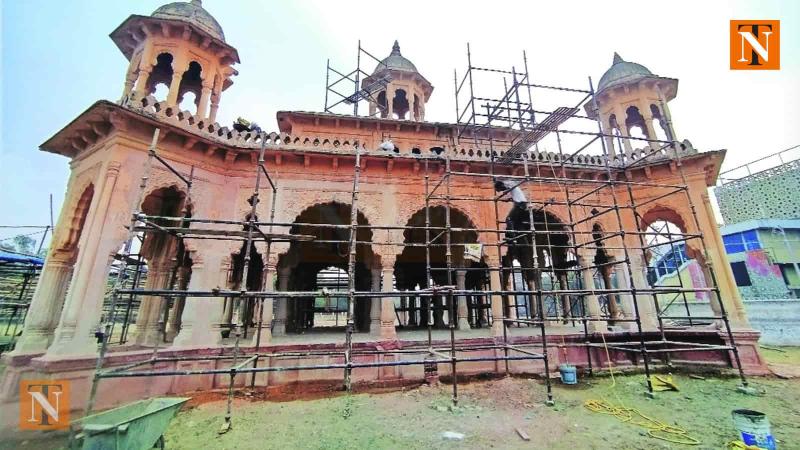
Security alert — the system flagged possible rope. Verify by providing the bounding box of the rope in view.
[583,332,700,446]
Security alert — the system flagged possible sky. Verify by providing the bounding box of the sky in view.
[1,0,799,246]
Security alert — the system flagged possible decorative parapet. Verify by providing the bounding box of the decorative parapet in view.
[120,92,699,170]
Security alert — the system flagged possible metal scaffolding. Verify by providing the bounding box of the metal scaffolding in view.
[81,43,748,432]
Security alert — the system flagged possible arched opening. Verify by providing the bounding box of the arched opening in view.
[642,213,710,323]
[502,207,571,323]
[430,146,444,156]
[177,61,203,114]
[649,104,669,141]
[392,89,409,120]
[278,202,377,333]
[625,106,648,142]
[395,206,486,329]
[146,53,174,99]
[129,186,190,346]
[223,239,264,338]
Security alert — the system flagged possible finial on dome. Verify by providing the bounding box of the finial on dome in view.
[612,52,623,64]
[391,40,401,56]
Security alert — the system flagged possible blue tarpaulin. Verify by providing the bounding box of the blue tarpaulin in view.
[0,251,44,266]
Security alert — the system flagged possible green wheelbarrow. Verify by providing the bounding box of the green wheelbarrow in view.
[69,397,190,450]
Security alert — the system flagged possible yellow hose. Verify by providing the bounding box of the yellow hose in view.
[582,332,700,446]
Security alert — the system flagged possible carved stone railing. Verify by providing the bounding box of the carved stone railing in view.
[120,93,698,170]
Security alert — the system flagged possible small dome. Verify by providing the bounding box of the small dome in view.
[597,53,653,92]
[152,0,225,42]
[373,41,419,75]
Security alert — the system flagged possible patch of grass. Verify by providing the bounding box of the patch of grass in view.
[164,371,800,449]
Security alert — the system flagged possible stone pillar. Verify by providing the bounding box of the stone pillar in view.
[10,258,74,354]
[251,263,276,346]
[122,67,137,101]
[133,68,152,98]
[600,266,622,320]
[271,267,291,337]
[627,252,659,330]
[489,264,505,337]
[455,270,470,330]
[642,113,659,148]
[614,106,633,153]
[613,261,635,329]
[197,82,212,119]
[380,263,398,340]
[165,298,184,342]
[133,260,173,347]
[409,94,417,121]
[577,253,606,331]
[370,268,382,334]
[166,57,187,107]
[171,250,226,348]
[45,162,123,358]
[557,272,571,323]
[599,117,616,158]
[386,87,395,119]
[208,90,221,123]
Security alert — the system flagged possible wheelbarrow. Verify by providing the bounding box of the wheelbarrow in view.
[69,397,190,450]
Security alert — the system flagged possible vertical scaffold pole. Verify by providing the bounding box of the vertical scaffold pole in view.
[344,143,363,391]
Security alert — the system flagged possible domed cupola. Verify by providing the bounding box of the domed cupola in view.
[362,40,433,121]
[585,53,679,156]
[152,0,226,42]
[111,0,240,122]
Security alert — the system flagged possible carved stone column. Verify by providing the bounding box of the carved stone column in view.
[627,252,659,330]
[380,263,398,340]
[133,68,152,98]
[488,257,505,337]
[133,260,173,347]
[46,162,122,358]
[171,250,226,348]
[251,261,276,346]
[272,267,291,337]
[577,252,606,332]
[165,266,189,341]
[10,257,74,354]
[166,70,184,107]
[197,81,213,119]
[556,272,571,323]
[614,105,633,153]
[455,270,470,330]
[370,268,382,335]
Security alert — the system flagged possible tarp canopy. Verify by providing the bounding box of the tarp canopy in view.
[0,250,44,266]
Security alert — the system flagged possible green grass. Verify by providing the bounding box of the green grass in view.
[163,371,800,449]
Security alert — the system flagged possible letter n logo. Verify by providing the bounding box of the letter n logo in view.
[730,20,780,70]
[20,380,71,430]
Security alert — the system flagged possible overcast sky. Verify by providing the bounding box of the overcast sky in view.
[1,0,798,246]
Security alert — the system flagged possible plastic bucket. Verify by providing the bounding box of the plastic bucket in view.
[731,409,776,450]
[559,364,577,385]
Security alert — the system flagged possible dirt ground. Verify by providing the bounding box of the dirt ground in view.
[160,348,800,450]
[6,347,800,449]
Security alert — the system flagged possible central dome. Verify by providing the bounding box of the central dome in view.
[152,0,225,42]
[373,41,419,75]
[597,53,653,92]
